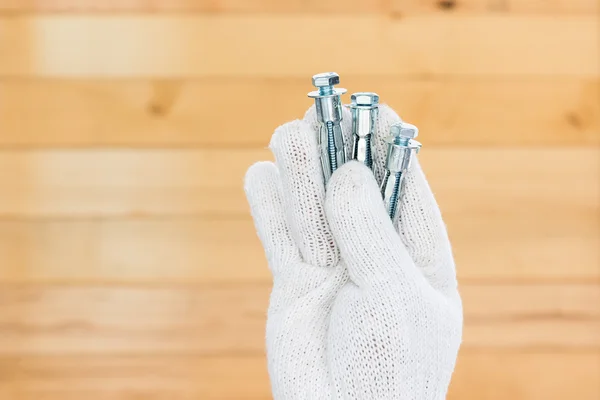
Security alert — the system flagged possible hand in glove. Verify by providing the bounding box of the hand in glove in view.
[244,104,462,400]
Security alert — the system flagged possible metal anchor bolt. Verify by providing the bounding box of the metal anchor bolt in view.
[349,92,379,169]
[308,72,347,183]
[380,122,422,220]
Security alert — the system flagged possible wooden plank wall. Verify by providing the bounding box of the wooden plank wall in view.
[0,1,598,399]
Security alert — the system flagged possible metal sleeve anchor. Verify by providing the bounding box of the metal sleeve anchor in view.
[308,72,347,183]
[380,122,422,220]
[349,92,379,169]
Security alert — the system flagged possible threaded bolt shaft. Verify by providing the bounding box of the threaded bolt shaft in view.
[388,171,403,219]
[308,72,346,182]
[382,122,421,220]
[364,134,373,169]
[394,136,411,146]
[326,121,338,171]
[319,86,334,96]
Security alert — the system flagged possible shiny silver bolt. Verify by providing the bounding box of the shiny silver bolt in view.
[308,72,347,183]
[349,92,379,169]
[380,122,422,220]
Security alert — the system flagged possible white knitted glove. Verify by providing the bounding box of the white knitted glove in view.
[244,104,462,400]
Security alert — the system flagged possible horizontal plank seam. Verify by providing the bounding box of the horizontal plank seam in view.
[0,11,396,16]
[0,12,597,18]
[0,145,596,153]
[0,212,255,220]
[0,144,598,151]
[0,73,598,80]
[0,348,597,360]
[0,215,256,222]
[2,214,599,224]
[1,346,598,358]
[1,76,598,83]
[1,281,599,289]
[469,314,600,322]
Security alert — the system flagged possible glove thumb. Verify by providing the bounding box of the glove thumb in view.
[325,162,422,287]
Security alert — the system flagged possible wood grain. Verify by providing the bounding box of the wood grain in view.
[0,149,263,217]
[1,78,598,147]
[448,351,600,400]
[0,219,268,284]
[0,285,268,355]
[1,352,599,400]
[0,148,597,218]
[0,0,386,13]
[392,0,600,14]
[0,217,597,284]
[0,0,595,14]
[0,355,271,399]
[0,16,597,77]
[0,284,598,355]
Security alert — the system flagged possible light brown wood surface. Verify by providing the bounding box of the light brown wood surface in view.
[1,216,598,284]
[1,79,598,147]
[2,352,598,400]
[0,148,597,218]
[0,0,597,14]
[1,1,598,399]
[1,16,598,77]
[0,284,598,354]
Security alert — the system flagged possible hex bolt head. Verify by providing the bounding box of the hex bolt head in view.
[308,72,346,99]
[312,72,340,88]
[351,92,380,107]
[390,122,419,143]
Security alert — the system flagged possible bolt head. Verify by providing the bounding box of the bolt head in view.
[351,92,380,107]
[390,122,418,139]
[312,72,340,88]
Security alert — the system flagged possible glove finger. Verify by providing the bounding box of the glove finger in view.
[325,161,424,288]
[363,103,457,295]
[395,157,458,296]
[244,161,301,274]
[270,118,338,268]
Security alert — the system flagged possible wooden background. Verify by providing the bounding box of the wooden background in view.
[0,0,598,399]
